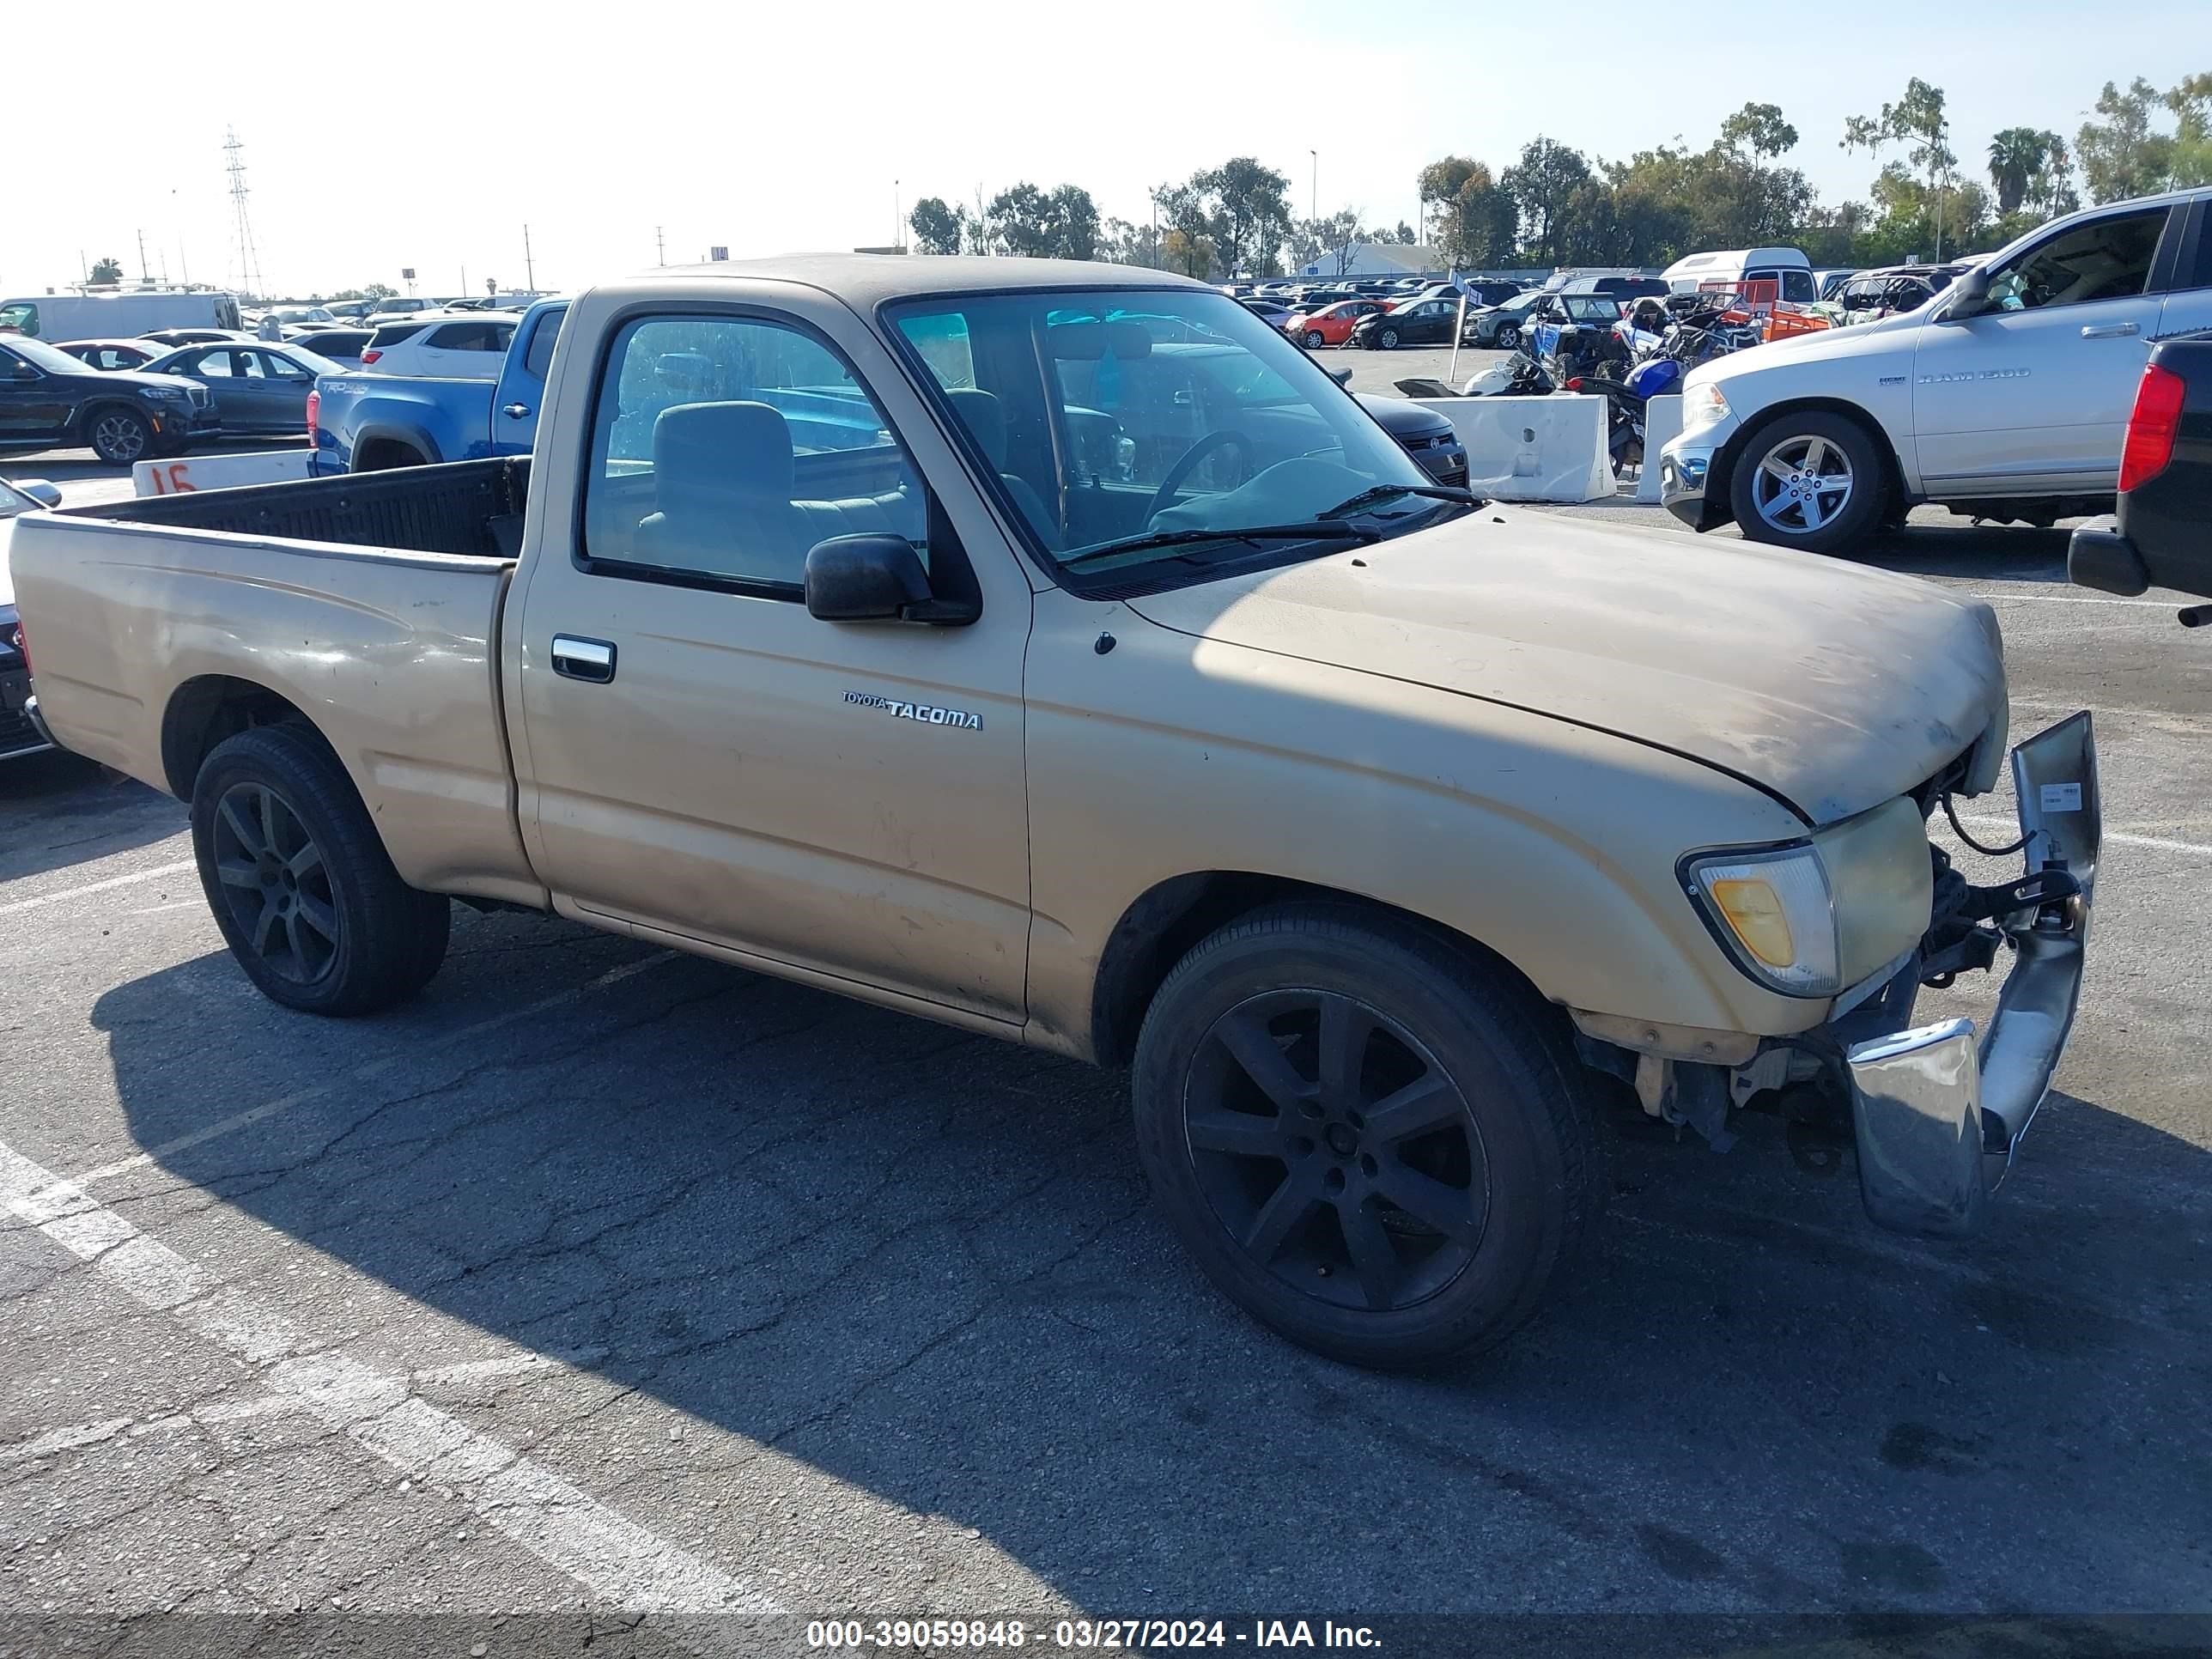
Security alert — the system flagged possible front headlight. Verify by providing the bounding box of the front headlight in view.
[1685,842,1839,996]
[1680,380,1731,434]
[143,384,190,400]
[1684,798,1934,1001]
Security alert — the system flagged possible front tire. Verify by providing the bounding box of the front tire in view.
[190,725,451,1015]
[87,407,153,465]
[1729,411,1887,555]
[1132,903,1603,1370]
[1494,323,1521,350]
[1304,330,1326,349]
[1376,328,1400,350]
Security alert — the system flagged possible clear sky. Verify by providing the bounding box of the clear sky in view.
[4,0,2203,300]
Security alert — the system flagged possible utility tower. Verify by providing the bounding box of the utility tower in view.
[223,127,265,300]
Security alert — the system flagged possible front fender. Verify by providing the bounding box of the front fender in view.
[1020,592,1824,1060]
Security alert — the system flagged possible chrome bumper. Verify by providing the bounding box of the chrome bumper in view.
[1846,712,2099,1237]
[1658,429,1726,527]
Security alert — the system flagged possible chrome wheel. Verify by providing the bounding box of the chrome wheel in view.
[1181,988,1491,1313]
[1304,330,1326,349]
[210,781,339,986]
[1751,433,1854,536]
[1377,328,1400,349]
[1494,324,1520,349]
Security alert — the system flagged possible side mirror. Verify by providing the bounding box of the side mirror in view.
[18,479,62,508]
[1328,367,1352,387]
[1944,266,1992,319]
[803,533,974,624]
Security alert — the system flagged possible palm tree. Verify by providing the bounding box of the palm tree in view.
[1987,128,2051,215]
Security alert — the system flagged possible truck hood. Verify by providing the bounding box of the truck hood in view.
[1124,509,2005,826]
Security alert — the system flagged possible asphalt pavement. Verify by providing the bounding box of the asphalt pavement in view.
[3,431,2209,1656]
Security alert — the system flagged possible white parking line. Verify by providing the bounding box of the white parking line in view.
[0,859,197,918]
[69,950,678,1189]
[416,1346,610,1389]
[0,1136,781,1614]
[0,1396,306,1464]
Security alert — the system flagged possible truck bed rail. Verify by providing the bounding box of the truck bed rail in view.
[68,456,530,561]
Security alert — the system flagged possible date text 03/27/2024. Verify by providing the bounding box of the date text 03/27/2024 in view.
[805,1620,1382,1650]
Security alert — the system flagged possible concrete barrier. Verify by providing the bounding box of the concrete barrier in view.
[1636,395,1684,504]
[1410,395,1612,502]
[132,448,314,498]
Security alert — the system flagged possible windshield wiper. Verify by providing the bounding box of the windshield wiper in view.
[1319,483,1481,519]
[1058,520,1381,570]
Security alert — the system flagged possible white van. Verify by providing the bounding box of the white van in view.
[0,288,245,343]
[1660,247,1816,307]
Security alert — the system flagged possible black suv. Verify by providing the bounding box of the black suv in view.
[0,334,219,465]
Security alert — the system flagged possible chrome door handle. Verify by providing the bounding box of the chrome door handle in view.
[550,635,616,684]
[2080,322,2139,338]
[501,401,532,418]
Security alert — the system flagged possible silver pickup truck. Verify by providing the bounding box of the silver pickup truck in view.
[10,256,2100,1368]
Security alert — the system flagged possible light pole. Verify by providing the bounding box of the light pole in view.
[1309,149,1317,224]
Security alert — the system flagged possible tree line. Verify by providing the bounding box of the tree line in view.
[910,69,2208,279]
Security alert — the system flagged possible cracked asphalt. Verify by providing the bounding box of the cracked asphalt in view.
[2,463,2209,1656]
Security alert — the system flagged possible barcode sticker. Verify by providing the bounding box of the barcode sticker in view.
[2039,782,2082,813]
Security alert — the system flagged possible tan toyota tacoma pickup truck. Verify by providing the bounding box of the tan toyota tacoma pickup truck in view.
[10,257,2101,1368]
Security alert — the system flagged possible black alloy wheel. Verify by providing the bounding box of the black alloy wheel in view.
[209,780,340,988]
[1182,988,1489,1313]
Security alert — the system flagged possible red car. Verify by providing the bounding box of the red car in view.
[1284,299,1387,348]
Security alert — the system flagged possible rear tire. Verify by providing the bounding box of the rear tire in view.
[190,725,451,1016]
[1132,902,1603,1370]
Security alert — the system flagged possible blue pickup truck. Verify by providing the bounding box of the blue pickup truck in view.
[309,299,568,473]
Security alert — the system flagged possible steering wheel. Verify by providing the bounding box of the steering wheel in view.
[1146,429,1255,522]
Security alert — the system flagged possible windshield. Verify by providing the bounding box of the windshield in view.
[5,337,91,374]
[889,288,1438,579]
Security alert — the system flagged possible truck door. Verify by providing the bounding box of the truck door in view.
[489,303,566,456]
[511,297,1034,1023]
[1911,203,2178,493]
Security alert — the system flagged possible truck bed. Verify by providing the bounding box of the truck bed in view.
[72,455,530,559]
[12,457,544,908]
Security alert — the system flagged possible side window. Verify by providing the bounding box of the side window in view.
[1987,207,2170,311]
[2185,210,2212,292]
[1781,269,1816,304]
[521,310,564,380]
[582,312,924,591]
[238,351,270,380]
[192,350,235,378]
[265,352,312,381]
[0,303,37,336]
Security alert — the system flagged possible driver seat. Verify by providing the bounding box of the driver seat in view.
[946,387,1060,550]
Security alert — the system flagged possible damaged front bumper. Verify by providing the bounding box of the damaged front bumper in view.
[1846,712,2100,1237]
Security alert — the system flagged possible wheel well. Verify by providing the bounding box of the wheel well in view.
[75,399,144,438]
[1711,398,1906,521]
[161,676,315,799]
[354,435,428,471]
[1088,872,1534,1066]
